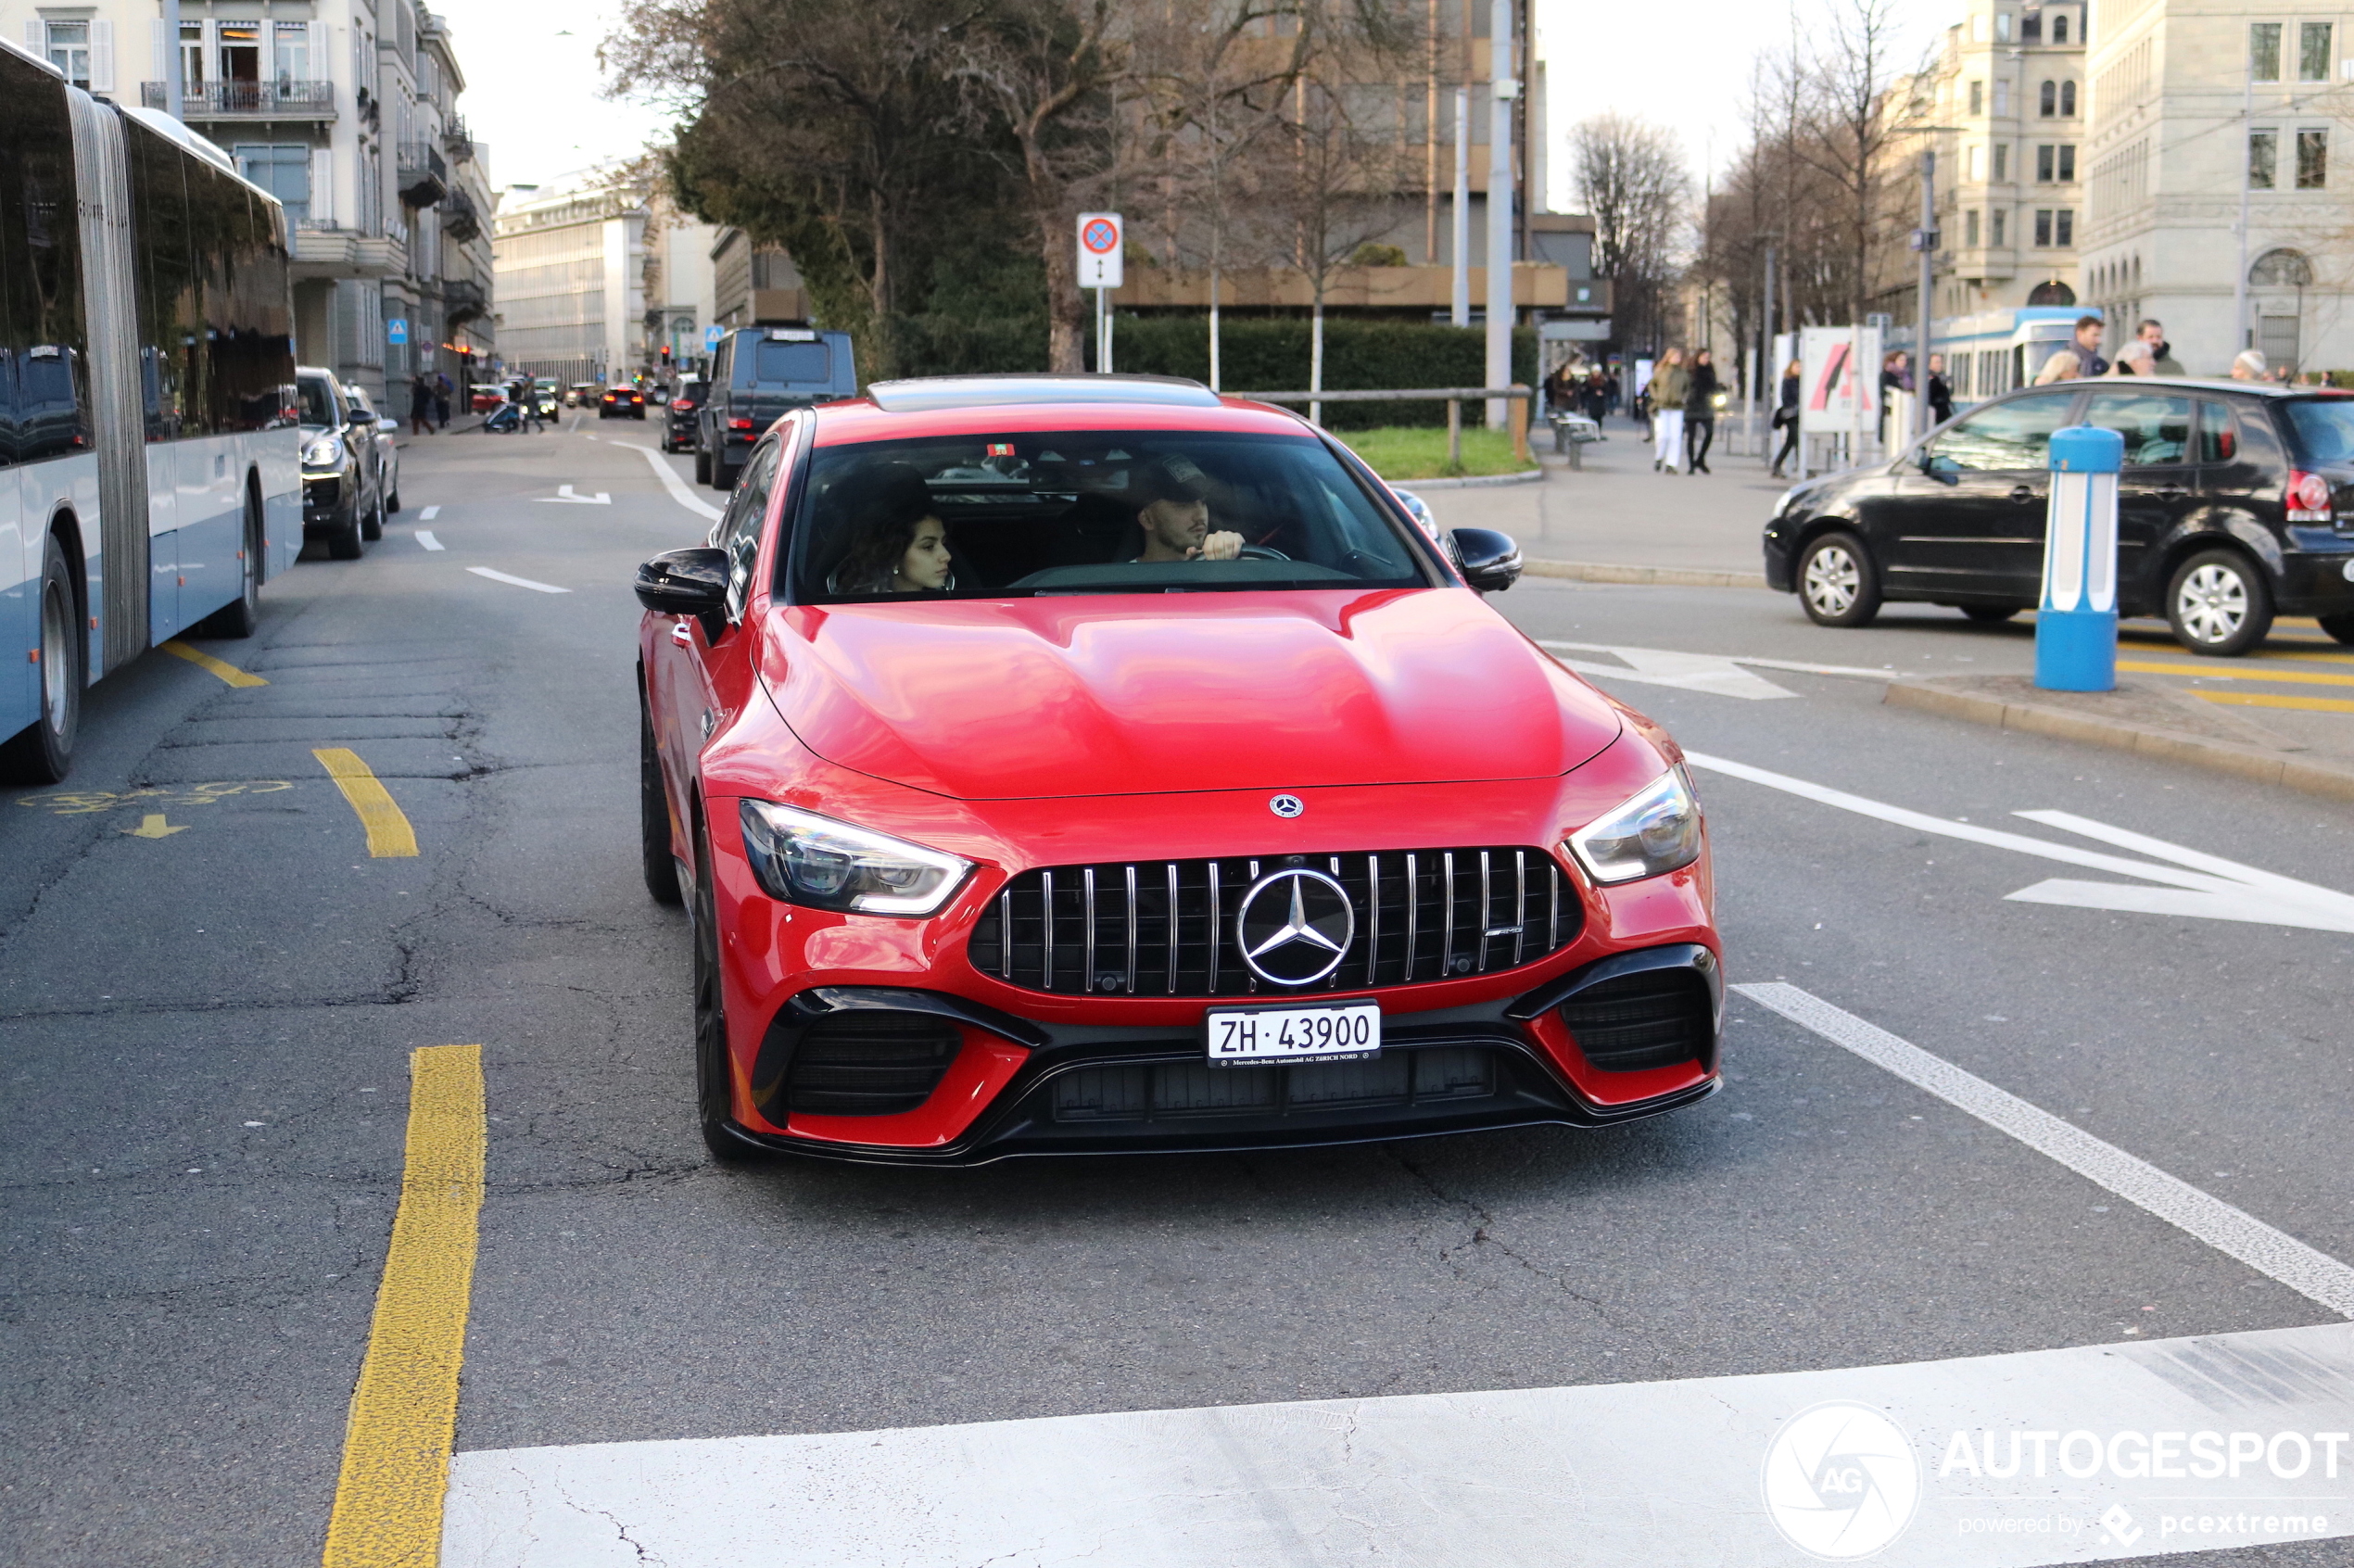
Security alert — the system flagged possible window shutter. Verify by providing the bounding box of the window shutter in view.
[90,19,115,92]
[25,21,43,56]
[151,19,167,80]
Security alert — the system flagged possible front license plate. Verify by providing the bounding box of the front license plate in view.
[1205,1002,1381,1066]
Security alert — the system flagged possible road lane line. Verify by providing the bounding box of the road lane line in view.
[617,440,726,523]
[1735,982,2354,1319]
[2192,689,2354,714]
[465,567,569,595]
[419,505,441,520]
[2120,659,2354,687]
[312,747,420,858]
[323,1044,486,1568]
[415,531,445,551]
[159,639,268,688]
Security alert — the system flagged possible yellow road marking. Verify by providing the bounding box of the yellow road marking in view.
[2118,660,2354,688]
[120,814,188,839]
[2190,689,2354,714]
[323,1044,486,1568]
[160,639,268,688]
[313,748,420,858]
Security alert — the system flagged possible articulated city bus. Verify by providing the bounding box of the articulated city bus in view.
[1930,305,2101,407]
[1,37,300,784]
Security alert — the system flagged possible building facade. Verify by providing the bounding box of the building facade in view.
[10,0,491,401]
[491,181,648,385]
[641,202,718,378]
[2082,0,2351,374]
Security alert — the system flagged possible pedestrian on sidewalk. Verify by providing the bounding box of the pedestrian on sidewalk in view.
[1603,367,1622,417]
[1649,348,1690,474]
[2232,348,2268,380]
[2107,341,2155,376]
[1583,370,1609,424]
[1770,358,1801,478]
[409,372,435,437]
[433,371,452,431]
[2138,319,2186,376]
[1926,353,1954,425]
[1683,348,1721,474]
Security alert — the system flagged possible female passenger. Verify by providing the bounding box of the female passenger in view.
[833,465,956,594]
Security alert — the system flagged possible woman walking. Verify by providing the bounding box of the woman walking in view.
[1649,348,1690,474]
[1683,348,1721,474]
[1769,358,1801,478]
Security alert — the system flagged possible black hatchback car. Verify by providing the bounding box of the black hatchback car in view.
[1764,378,2354,654]
[663,378,708,454]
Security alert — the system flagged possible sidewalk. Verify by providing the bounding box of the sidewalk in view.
[1405,410,1784,581]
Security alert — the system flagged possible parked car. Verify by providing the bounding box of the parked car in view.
[566,382,601,409]
[634,373,1715,1165]
[342,383,401,516]
[1763,377,2354,654]
[664,379,709,454]
[470,384,509,414]
[697,325,857,489]
[600,386,647,420]
[297,367,380,559]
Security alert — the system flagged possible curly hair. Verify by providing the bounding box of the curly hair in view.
[832,463,937,593]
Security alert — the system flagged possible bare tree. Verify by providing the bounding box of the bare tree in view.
[1783,0,1924,321]
[1570,112,1689,354]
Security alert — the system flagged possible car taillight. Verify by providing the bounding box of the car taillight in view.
[673,400,695,411]
[729,418,754,431]
[2288,469,2334,521]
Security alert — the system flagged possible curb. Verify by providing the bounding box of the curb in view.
[1386,469,1546,491]
[1883,679,2354,804]
[1523,559,1772,589]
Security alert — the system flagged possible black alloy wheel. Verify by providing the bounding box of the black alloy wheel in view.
[2319,611,2354,647]
[1961,604,2022,623]
[386,477,401,514]
[360,483,385,542]
[693,447,712,486]
[197,491,263,639]
[0,534,83,784]
[692,816,757,1163]
[326,489,364,560]
[1797,529,1882,627]
[2166,548,2273,656]
[639,688,683,906]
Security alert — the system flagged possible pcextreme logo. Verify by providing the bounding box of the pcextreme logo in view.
[1762,1401,1922,1560]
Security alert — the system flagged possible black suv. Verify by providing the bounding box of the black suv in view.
[698,326,856,489]
[1764,379,2354,653]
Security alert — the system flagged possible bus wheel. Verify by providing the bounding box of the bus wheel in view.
[197,493,263,639]
[1,535,84,784]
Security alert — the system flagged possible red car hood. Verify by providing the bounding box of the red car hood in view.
[762,589,1621,801]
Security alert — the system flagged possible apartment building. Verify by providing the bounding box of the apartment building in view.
[491,180,649,385]
[2082,0,2352,373]
[641,201,719,376]
[10,0,492,400]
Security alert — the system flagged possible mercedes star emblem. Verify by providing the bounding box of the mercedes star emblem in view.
[1234,868,1355,985]
[1269,794,1305,818]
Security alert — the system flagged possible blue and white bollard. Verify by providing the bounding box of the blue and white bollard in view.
[2036,425,2126,692]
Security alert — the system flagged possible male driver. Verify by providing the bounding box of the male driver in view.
[1133,455,1243,562]
[2138,319,2187,376]
[2069,315,2109,377]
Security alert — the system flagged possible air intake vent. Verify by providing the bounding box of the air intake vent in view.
[1556,970,1711,1072]
[782,1011,961,1117]
[969,849,1579,998]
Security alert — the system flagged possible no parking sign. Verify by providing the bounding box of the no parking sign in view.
[1077,212,1122,289]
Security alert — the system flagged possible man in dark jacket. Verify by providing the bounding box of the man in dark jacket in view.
[1926,353,1955,424]
[1683,348,1722,474]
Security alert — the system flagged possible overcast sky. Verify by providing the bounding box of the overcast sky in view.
[437,0,1948,207]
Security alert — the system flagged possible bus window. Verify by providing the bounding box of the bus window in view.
[129,125,202,441]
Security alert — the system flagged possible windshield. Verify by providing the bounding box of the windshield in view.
[2284,398,2354,464]
[789,429,1435,601]
[753,340,830,385]
[297,375,338,428]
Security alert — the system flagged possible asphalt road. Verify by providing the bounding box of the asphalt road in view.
[4,420,2351,1566]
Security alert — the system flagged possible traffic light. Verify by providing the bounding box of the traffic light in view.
[661,346,673,364]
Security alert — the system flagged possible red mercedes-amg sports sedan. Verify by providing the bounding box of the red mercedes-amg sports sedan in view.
[635,374,1721,1164]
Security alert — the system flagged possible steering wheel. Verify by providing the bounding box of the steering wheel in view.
[1236,544,1291,562]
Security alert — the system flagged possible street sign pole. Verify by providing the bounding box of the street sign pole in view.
[1077,212,1123,374]
[2036,425,2125,692]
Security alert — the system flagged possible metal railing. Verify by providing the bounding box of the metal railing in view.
[140,79,334,116]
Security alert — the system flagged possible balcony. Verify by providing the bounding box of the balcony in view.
[397,143,448,209]
[141,79,335,120]
[289,219,405,281]
[442,118,475,162]
[440,186,481,245]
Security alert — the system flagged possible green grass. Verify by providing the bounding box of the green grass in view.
[1338,424,1538,481]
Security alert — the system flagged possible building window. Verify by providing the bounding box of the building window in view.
[273,21,309,83]
[2300,22,2333,81]
[1994,143,2010,181]
[1969,80,1984,115]
[181,21,205,87]
[2053,11,2069,44]
[2057,209,2074,246]
[1993,209,2008,246]
[2035,209,2054,246]
[2297,128,2327,188]
[2037,145,2056,181]
[2040,80,2057,115]
[1968,144,1985,181]
[2251,22,2282,82]
[44,19,92,87]
[2250,130,2278,189]
[1996,11,2013,43]
[2022,13,2042,43]
[1994,79,2012,117]
[1967,209,1981,247]
[2061,81,2077,115]
[232,144,310,225]
[2058,145,2076,180]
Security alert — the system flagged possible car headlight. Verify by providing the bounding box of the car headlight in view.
[737,799,972,917]
[303,433,346,469]
[1565,766,1702,885]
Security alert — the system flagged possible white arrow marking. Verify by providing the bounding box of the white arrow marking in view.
[617,441,726,523]
[418,504,440,520]
[1685,752,2354,934]
[466,566,569,595]
[537,485,610,504]
[415,530,444,550]
[1541,642,1799,702]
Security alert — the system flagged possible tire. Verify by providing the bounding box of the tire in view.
[640,689,683,906]
[1797,529,1882,627]
[2319,611,2354,646]
[1961,603,2021,623]
[2166,548,2273,656]
[694,447,711,486]
[692,816,758,1163]
[360,485,384,542]
[196,492,263,639]
[386,482,401,515]
[715,458,741,492]
[326,494,364,560]
[1,534,84,784]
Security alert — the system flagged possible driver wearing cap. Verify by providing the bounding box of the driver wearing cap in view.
[1132,455,1244,563]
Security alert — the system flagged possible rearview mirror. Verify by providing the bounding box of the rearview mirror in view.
[379,416,399,434]
[1449,527,1523,594]
[635,548,730,639]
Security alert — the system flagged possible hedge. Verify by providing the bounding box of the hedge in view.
[1107,318,1540,429]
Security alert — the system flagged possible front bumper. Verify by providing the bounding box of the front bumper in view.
[301,474,345,528]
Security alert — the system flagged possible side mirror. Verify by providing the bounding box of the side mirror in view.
[379,416,399,433]
[1449,527,1523,594]
[636,547,730,639]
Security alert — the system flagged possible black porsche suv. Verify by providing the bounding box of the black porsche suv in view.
[1763,379,2354,654]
